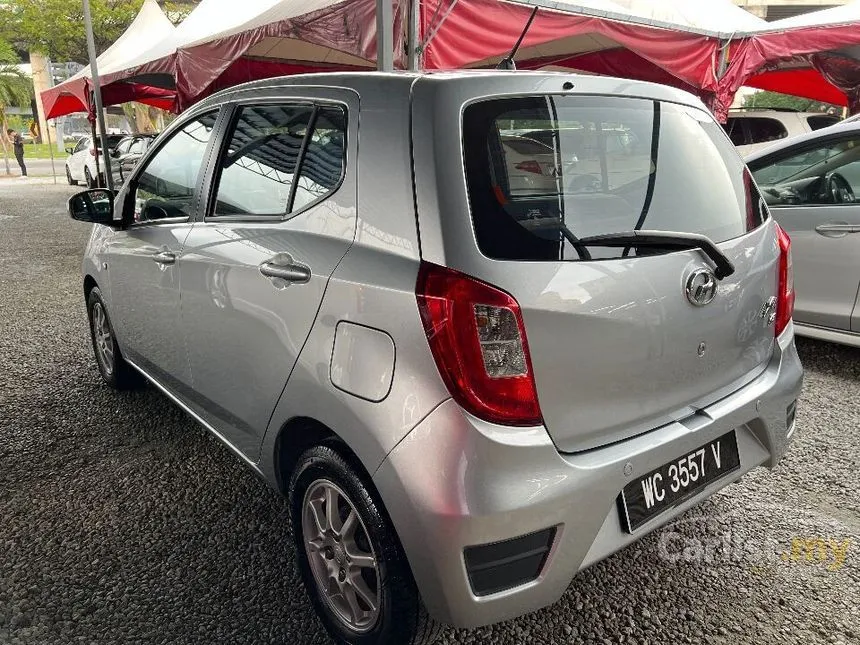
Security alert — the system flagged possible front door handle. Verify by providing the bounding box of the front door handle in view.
[152,250,176,265]
[815,223,860,237]
[260,254,311,284]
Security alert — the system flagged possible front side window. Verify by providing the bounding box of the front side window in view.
[132,111,218,223]
[750,137,860,206]
[211,103,346,218]
[129,138,148,155]
[463,96,758,262]
[114,138,132,155]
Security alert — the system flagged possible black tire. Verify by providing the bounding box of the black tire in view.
[289,445,441,645]
[84,166,94,188]
[66,165,78,186]
[86,287,141,390]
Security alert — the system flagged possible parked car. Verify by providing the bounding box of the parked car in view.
[723,107,840,156]
[65,134,126,187]
[67,72,802,645]
[747,119,860,347]
[108,133,158,187]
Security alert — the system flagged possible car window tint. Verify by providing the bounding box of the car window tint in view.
[807,115,841,131]
[722,118,747,146]
[74,138,88,153]
[132,112,218,223]
[292,106,346,212]
[212,104,313,217]
[745,117,787,145]
[752,137,860,204]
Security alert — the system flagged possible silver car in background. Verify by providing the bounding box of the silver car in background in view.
[68,72,802,645]
[747,120,860,347]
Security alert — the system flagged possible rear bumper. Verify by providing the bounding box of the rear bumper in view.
[373,326,802,628]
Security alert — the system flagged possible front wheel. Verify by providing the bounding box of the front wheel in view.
[84,166,95,188]
[86,287,141,390]
[289,445,441,645]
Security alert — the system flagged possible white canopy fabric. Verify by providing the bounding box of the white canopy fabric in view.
[756,0,860,31]
[41,0,177,118]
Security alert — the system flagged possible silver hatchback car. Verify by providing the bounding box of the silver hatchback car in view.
[69,72,803,645]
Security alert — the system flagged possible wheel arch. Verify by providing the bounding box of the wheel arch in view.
[83,274,98,300]
[273,416,371,496]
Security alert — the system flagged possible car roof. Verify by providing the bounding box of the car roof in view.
[192,70,706,114]
[745,119,860,163]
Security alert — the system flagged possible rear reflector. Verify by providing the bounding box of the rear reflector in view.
[464,527,556,596]
[416,262,542,426]
[775,224,795,337]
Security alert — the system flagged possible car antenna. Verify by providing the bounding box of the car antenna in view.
[497,6,539,71]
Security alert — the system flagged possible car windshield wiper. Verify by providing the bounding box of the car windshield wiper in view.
[574,230,735,280]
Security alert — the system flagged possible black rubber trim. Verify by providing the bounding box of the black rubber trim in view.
[464,527,556,596]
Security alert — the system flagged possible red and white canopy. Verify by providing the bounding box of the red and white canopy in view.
[40,0,177,119]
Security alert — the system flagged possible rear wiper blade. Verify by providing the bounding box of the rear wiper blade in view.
[575,230,735,280]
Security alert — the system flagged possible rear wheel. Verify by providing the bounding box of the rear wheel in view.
[84,166,94,188]
[289,445,440,645]
[86,287,140,389]
[66,165,78,186]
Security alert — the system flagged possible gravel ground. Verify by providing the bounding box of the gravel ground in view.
[1,183,858,645]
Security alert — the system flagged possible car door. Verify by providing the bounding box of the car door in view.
[750,133,860,331]
[179,95,356,458]
[105,109,223,388]
[70,137,90,180]
[110,138,132,186]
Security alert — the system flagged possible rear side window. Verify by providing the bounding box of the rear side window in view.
[807,115,840,131]
[463,96,760,261]
[722,118,747,146]
[211,104,346,218]
[744,117,787,145]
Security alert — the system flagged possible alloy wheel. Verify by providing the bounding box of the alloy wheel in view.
[302,479,381,633]
[91,302,115,375]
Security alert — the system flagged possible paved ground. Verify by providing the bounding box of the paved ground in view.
[1,182,858,645]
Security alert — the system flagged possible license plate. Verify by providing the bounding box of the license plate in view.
[620,431,741,533]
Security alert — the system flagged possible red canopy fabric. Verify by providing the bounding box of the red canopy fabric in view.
[420,0,724,95]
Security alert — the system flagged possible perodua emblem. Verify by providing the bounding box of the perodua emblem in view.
[686,269,718,307]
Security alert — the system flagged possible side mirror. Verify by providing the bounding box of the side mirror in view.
[65,147,74,155]
[68,189,118,226]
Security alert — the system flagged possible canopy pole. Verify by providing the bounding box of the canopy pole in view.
[377,0,394,72]
[716,39,730,80]
[408,0,420,71]
[83,0,113,191]
[45,120,57,185]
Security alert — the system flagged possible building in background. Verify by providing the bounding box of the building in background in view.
[734,0,848,21]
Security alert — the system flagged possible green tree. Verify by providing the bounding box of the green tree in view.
[0,39,34,175]
[0,0,198,63]
[744,90,841,114]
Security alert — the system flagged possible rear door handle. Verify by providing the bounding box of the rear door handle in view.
[260,254,311,284]
[815,224,860,237]
[151,250,176,265]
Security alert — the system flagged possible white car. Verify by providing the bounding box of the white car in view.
[722,108,840,156]
[65,134,126,187]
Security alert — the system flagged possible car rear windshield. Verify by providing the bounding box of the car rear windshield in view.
[462,95,762,261]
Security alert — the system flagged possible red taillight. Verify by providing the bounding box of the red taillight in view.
[775,224,795,337]
[416,262,542,426]
[515,160,543,175]
[89,148,97,157]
